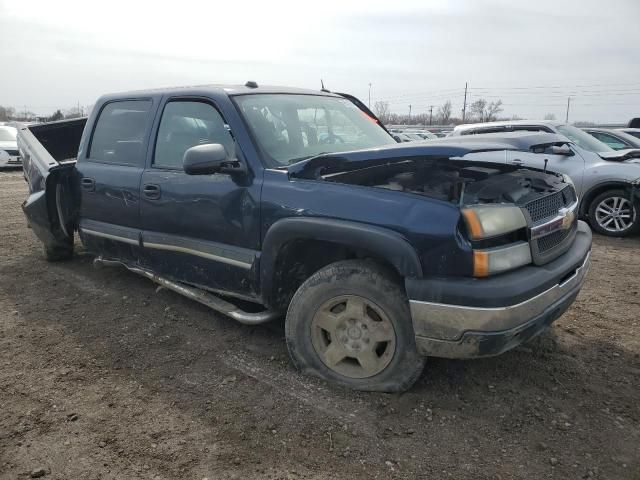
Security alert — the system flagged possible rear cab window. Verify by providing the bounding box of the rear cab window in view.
[88,100,153,166]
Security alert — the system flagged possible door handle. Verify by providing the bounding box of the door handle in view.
[143,183,161,200]
[509,158,524,165]
[81,177,95,192]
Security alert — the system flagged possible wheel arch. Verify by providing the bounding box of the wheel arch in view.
[579,180,636,217]
[259,217,422,310]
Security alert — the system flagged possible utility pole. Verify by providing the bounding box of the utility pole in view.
[565,97,571,123]
[408,104,412,123]
[429,105,433,125]
[462,82,468,122]
[368,83,372,109]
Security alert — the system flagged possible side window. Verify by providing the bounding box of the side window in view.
[592,132,627,150]
[154,101,235,169]
[89,100,152,166]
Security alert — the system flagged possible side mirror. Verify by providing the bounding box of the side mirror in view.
[550,144,574,156]
[183,143,246,175]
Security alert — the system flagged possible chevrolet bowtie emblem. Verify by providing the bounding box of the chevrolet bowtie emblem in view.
[531,206,576,239]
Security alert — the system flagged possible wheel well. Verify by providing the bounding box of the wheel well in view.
[266,239,398,312]
[580,183,633,217]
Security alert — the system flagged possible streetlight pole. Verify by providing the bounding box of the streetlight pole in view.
[408,104,412,124]
[368,83,372,109]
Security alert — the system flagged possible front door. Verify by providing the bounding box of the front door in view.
[76,99,155,263]
[139,98,261,299]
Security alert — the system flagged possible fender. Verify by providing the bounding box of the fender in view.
[579,180,636,216]
[259,217,423,303]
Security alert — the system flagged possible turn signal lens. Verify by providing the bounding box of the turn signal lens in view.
[473,250,489,277]
[473,242,532,277]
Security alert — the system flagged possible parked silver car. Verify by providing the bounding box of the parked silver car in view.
[583,128,640,151]
[448,122,640,237]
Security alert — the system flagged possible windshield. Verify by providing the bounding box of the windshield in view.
[556,125,613,153]
[0,127,17,142]
[235,94,396,166]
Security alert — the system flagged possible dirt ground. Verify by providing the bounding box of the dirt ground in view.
[0,170,638,480]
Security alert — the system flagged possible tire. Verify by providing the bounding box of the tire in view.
[587,189,640,237]
[285,259,425,392]
[44,239,74,262]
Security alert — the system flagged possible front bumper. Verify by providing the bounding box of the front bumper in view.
[408,221,592,358]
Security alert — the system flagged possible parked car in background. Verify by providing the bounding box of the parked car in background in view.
[449,122,640,237]
[410,130,438,140]
[583,128,640,151]
[392,132,413,142]
[618,128,640,140]
[18,83,591,391]
[400,132,425,142]
[0,125,21,168]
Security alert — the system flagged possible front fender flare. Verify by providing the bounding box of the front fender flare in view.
[259,217,423,304]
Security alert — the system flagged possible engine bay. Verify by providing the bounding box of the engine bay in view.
[321,158,568,205]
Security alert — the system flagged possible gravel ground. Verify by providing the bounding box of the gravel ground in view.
[0,170,639,479]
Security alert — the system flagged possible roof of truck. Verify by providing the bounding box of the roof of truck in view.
[100,83,339,99]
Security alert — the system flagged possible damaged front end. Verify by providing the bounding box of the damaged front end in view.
[288,138,580,273]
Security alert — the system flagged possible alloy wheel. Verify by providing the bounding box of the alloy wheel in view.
[595,196,636,233]
[310,295,396,379]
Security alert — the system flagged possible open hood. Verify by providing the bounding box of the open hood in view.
[287,132,569,179]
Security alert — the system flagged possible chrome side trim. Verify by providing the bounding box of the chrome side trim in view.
[80,220,255,270]
[81,228,139,246]
[143,241,252,269]
[409,251,590,341]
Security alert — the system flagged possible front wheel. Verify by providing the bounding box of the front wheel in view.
[285,260,425,392]
[588,189,639,237]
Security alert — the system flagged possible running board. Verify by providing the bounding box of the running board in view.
[93,257,279,325]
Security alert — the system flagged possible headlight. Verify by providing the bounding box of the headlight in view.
[461,205,527,240]
[473,242,532,277]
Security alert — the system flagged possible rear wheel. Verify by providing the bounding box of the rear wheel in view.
[588,189,639,237]
[285,260,425,392]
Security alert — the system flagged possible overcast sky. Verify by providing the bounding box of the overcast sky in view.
[1,0,639,123]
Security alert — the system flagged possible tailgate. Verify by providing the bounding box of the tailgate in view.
[18,118,86,249]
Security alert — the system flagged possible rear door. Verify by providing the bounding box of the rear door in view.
[76,99,155,263]
[139,97,261,299]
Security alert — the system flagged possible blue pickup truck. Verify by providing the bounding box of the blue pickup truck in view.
[18,83,592,391]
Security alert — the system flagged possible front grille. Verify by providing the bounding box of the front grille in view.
[4,149,19,156]
[524,186,576,224]
[537,227,572,253]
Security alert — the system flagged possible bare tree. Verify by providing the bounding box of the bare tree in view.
[374,101,390,124]
[437,100,452,124]
[485,101,503,122]
[469,99,487,122]
[544,113,557,120]
[49,110,64,121]
[0,106,16,121]
[469,99,503,122]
